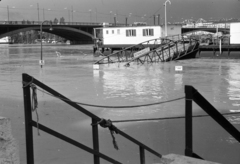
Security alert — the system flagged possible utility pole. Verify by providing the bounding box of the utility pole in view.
[153,15,155,25]
[37,3,40,22]
[43,8,45,20]
[158,14,160,25]
[71,6,73,22]
[7,5,9,22]
[95,8,98,22]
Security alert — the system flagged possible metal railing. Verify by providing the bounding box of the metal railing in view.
[184,85,240,159]
[22,73,162,164]
[22,73,240,163]
[0,21,126,27]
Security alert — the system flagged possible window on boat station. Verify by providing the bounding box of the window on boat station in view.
[112,30,114,34]
[106,30,109,34]
[143,29,154,36]
[126,29,136,37]
[117,29,120,34]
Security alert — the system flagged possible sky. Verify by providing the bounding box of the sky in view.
[0,0,240,24]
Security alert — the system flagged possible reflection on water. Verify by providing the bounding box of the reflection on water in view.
[0,44,240,164]
[227,63,240,105]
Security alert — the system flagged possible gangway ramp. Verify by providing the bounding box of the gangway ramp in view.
[93,34,199,66]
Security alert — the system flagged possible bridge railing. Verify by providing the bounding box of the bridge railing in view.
[0,21,104,26]
[22,73,162,164]
[0,21,127,27]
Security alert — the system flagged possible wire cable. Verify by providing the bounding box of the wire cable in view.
[35,87,185,108]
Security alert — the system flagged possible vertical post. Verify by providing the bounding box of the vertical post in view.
[95,8,98,23]
[175,42,178,55]
[162,47,164,61]
[168,44,171,58]
[219,37,222,55]
[7,6,9,22]
[182,37,186,51]
[185,85,193,157]
[153,15,155,25]
[139,146,145,164]
[71,6,73,22]
[37,3,40,22]
[43,8,45,21]
[22,74,34,164]
[92,118,100,164]
[114,17,116,26]
[40,22,43,68]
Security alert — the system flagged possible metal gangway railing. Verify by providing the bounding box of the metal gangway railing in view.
[22,73,240,163]
[22,73,162,164]
[94,34,199,66]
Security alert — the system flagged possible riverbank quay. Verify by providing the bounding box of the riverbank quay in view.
[0,117,20,164]
[159,154,220,164]
[198,45,240,58]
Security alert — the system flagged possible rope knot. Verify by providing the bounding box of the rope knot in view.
[93,118,119,150]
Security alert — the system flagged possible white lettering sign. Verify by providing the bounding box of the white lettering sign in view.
[133,47,150,58]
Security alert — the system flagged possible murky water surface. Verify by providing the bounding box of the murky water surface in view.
[0,44,240,164]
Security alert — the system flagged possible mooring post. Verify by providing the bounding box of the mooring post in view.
[92,118,100,164]
[22,73,34,164]
[185,85,193,157]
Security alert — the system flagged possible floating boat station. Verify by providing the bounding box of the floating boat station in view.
[93,21,240,64]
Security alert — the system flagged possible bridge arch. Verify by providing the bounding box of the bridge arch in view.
[0,26,94,43]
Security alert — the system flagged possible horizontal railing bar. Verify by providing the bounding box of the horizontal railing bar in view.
[32,121,122,164]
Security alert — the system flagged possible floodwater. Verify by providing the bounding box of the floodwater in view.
[0,44,240,164]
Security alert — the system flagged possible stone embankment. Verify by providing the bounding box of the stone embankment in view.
[0,117,20,164]
[157,154,221,164]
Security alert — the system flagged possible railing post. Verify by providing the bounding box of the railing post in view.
[22,73,34,164]
[168,44,171,58]
[139,146,145,164]
[175,42,178,55]
[92,118,100,164]
[185,85,193,157]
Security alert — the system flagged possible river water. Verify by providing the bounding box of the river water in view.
[0,44,240,164]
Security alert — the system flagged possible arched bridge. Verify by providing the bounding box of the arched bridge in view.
[0,21,230,44]
[0,21,103,44]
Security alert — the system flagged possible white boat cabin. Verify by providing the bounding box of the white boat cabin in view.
[93,24,182,50]
[230,22,240,44]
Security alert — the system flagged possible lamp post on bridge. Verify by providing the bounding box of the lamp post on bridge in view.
[7,6,9,22]
[40,20,52,68]
[164,0,171,37]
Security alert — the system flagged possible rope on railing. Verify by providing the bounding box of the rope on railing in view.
[22,79,40,135]
[92,118,119,150]
[34,87,185,108]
